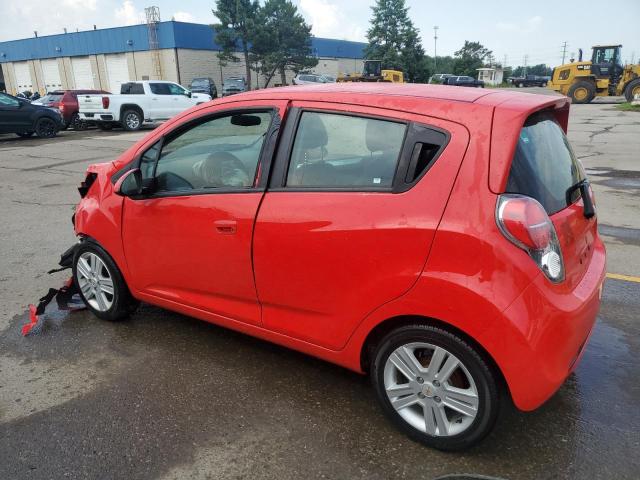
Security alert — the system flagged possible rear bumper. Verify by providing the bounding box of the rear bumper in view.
[78,112,115,121]
[489,239,606,411]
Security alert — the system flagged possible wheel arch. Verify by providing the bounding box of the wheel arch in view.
[119,103,144,119]
[359,314,511,399]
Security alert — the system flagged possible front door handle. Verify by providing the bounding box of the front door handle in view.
[214,220,237,234]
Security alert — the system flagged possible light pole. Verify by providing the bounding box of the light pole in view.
[433,26,439,73]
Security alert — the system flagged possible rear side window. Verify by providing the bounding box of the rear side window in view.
[286,112,406,188]
[121,83,144,94]
[506,112,585,215]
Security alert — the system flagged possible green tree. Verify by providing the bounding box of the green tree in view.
[364,0,425,82]
[251,0,317,87]
[453,41,492,77]
[212,0,259,90]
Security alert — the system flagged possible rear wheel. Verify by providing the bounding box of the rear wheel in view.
[121,109,142,131]
[73,242,138,321]
[568,80,596,104]
[518,82,524,88]
[624,79,640,103]
[34,117,58,138]
[371,324,500,451]
[71,113,88,131]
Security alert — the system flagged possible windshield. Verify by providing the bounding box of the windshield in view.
[39,94,63,104]
[224,79,244,87]
[506,112,585,215]
[191,79,209,87]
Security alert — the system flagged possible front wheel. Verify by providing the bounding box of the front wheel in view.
[371,324,500,451]
[34,117,58,138]
[73,242,138,321]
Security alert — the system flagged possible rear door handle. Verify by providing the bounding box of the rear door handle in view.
[214,220,237,234]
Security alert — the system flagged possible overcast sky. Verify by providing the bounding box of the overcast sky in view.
[1,0,639,67]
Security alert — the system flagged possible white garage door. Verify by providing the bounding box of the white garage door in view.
[14,62,33,92]
[106,54,129,94]
[71,57,94,89]
[41,59,62,92]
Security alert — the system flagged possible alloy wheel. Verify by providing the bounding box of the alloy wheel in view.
[76,252,115,312]
[36,118,56,138]
[383,342,479,437]
[125,112,140,130]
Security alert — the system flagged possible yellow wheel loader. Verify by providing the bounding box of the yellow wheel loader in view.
[548,45,640,104]
[337,60,405,83]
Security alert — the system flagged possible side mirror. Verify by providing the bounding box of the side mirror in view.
[186,91,192,98]
[114,168,142,196]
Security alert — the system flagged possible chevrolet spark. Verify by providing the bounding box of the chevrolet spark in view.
[69,83,605,451]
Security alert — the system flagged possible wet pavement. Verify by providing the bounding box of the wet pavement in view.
[1,97,640,479]
[1,279,639,479]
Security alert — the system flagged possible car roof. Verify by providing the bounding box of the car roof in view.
[234,83,494,104]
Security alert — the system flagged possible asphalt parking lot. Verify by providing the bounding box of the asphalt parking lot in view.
[1,89,639,479]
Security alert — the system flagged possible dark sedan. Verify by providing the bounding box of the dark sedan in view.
[0,92,63,138]
[443,76,485,88]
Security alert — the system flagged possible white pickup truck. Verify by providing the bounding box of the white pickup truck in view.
[78,80,211,131]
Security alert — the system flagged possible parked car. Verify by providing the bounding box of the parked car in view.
[293,73,333,85]
[77,81,211,131]
[0,92,63,138]
[189,77,218,99]
[428,74,453,84]
[510,75,550,88]
[443,76,485,87]
[34,89,110,130]
[221,77,247,96]
[66,83,604,451]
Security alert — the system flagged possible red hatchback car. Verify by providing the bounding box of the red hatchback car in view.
[68,83,605,450]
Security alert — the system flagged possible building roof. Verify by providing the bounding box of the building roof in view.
[0,21,367,63]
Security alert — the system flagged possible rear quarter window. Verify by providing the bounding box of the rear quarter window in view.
[506,112,585,215]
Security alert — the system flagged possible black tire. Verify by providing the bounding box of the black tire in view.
[71,113,88,131]
[72,241,138,322]
[97,122,114,131]
[370,324,500,451]
[15,131,34,138]
[34,117,58,138]
[567,80,596,104]
[624,79,640,103]
[121,109,143,131]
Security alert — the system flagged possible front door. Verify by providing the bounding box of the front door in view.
[253,102,470,350]
[121,104,284,325]
[0,93,29,132]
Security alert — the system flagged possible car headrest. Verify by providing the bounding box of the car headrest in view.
[297,114,328,150]
[366,119,392,153]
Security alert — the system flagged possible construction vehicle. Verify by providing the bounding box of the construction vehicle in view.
[337,60,404,83]
[548,45,640,104]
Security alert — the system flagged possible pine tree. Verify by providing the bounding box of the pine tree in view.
[251,0,317,87]
[364,0,425,82]
[212,0,259,90]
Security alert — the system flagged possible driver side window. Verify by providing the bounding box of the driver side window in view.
[143,111,272,193]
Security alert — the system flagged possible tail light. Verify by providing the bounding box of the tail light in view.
[496,194,565,282]
[102,96,110,109]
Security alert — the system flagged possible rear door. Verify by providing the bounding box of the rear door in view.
[504,111,597,289]
[253,102,470,350]
[0,94,26,132]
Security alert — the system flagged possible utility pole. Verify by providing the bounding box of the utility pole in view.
[632,51,636,64]
[503,54,507,68]
[523,55,529,75]
[561,41,568,64]
[433,26,439,73]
